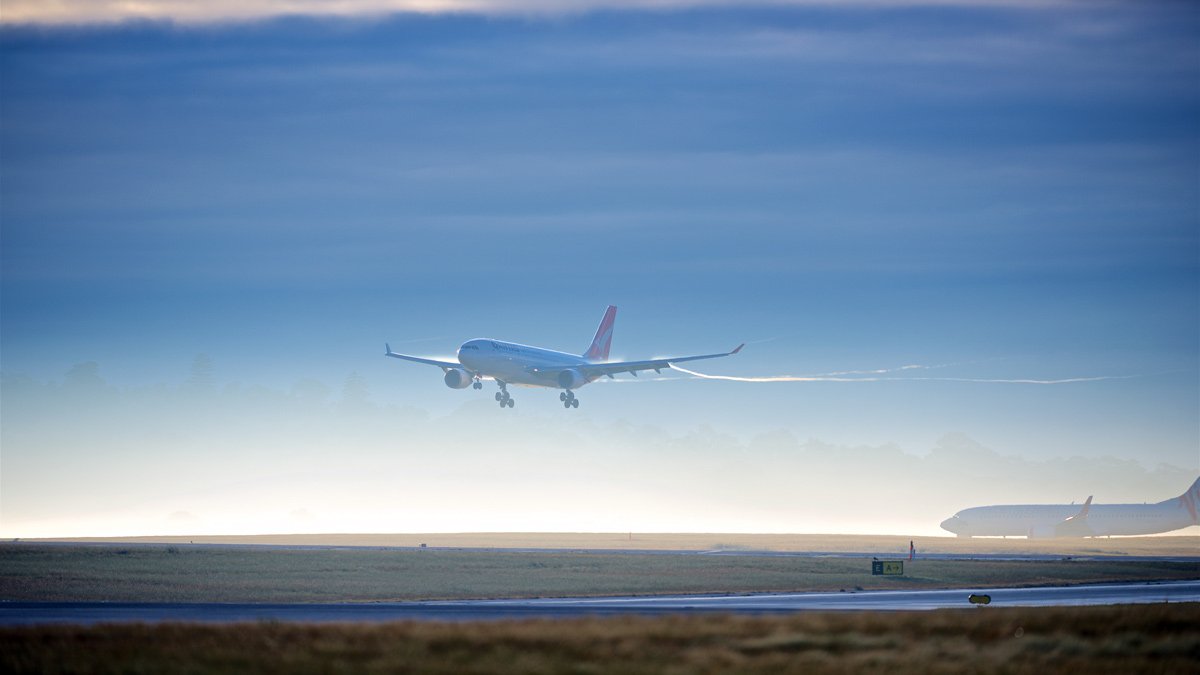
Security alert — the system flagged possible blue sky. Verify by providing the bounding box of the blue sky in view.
[2,2,1197,536]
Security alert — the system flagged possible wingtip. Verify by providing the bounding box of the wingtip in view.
[731,343,745,355]
[385,343,392,355]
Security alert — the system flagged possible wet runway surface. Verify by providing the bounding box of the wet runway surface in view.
[3,581,1197,625]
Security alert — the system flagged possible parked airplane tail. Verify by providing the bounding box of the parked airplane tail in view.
[1185,476,1200,498]
[583,305,617,361]
[1173,476,1200,523]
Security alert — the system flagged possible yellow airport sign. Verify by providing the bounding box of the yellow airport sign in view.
[871,560,904,575]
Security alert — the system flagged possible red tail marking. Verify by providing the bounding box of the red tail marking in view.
[584,305,617,361]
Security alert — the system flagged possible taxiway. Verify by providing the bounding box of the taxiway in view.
[2,580,1195,625]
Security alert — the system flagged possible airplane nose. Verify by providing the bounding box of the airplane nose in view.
[940,517,960,533]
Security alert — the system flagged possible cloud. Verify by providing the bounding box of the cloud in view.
[0,1,1084,26]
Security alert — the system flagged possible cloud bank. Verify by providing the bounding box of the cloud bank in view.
[1,1,1072,26]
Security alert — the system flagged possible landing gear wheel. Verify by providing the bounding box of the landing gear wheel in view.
[563,400,571,409]
[559,392,567,401]
[473,381,482,390]
[571,398,579,408]
[495,392,502,401]
[506,398,515,408]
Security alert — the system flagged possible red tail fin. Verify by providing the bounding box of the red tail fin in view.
[583,305,617,361]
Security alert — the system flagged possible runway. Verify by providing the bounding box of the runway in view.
[2,581,1196,625]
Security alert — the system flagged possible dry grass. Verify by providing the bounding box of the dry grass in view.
[2,604,1197,674]
[30,532,1200,557]
[1,544,1197,603]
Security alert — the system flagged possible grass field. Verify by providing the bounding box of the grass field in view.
[2,544,1197,603]
[2,604,1197,674]
[31,532,1200,557]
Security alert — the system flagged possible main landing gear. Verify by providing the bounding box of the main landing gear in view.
[559,390,579,409]
[472,377,483,390]
[494,381,514,408]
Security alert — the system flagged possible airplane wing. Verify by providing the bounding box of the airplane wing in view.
[529,344,744,380]
[384,344,463,371]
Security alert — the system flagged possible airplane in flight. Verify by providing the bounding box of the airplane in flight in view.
[939,476,1200,538]
[385,305,742,409]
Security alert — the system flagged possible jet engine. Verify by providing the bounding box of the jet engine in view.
[444,369,474,389]
[557,369,585,390]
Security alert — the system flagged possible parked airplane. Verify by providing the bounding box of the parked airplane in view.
[385,305,743,409]
[940,477,1200,538]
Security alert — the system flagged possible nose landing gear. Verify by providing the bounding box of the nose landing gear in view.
[559,390,579,409]
[495,381,514,408]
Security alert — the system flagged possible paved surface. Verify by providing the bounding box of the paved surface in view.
[2,581,1196,625]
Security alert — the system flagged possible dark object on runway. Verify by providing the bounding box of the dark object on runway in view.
[968,594,992,605]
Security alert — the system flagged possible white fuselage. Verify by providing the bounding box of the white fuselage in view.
[940,500,1196,538]
[385,304,738,408]
[456,339,593,388]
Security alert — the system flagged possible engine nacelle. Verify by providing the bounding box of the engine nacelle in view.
[557,368,585,390]
[444,369,474,389]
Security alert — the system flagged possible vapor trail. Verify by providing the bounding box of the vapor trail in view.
[669,365,870,382]
[898,375,1135,385]
[810,364,929,377]
[669,364,1137,385]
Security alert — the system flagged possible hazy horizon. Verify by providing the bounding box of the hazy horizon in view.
[2,358,1196,539]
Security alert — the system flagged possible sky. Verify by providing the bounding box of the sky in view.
[2,0,1197,538]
